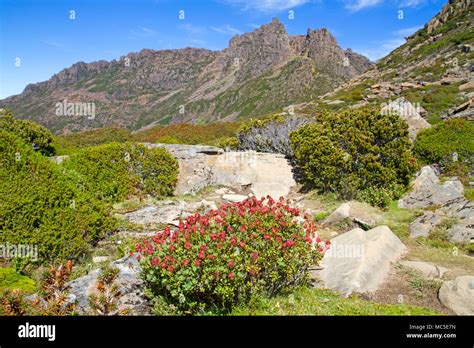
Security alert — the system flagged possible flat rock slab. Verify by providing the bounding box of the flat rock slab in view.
[399,260,449,279]
[222,194,248,202]
[439,276,474,315]
[315,225,406,296]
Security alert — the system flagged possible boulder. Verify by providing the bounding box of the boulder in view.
[399,260,449,279]
[381,97,431,141]
[409,211,445,238]
[67,255,149,315]
[439,276,474,315]
[315,226,406,296]
[398,166,464,209]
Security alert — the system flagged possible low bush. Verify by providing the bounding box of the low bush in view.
[290,108,417,205]
[0,129,116,261]
[414,119,473,177]
[138,196,328,314]
[63,142,179,203]
[0,109,55,156]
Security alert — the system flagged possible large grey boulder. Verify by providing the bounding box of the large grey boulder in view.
[439,276,474,315]
[398,166,464,209]
[68,255,149,315]
[315,226,406,296]
[381,97,431,141]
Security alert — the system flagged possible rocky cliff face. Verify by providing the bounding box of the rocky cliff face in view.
[0,19,371,134]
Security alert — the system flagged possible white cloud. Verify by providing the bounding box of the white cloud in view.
[398,0,426,8]
[345,0,382,12]
[210,25,243,35]
[220,0,310,12]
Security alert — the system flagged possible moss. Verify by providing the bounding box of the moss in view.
[0,268,36,293]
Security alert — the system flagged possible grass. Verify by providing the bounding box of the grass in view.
[379,201,421,241]
[0,268,36,293]
[231,287,441,315]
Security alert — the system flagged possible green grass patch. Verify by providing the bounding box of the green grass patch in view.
[231,287,440,315]
[0,268,36,293]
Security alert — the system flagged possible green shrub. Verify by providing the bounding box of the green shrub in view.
[414,119,474,176]
[290,108,417,205]
[0,110,55,156]
[0,268,36,293]
[358,184,405,209]
[138,197,327,314]
[0,130,115,261]
[63,142,178,203]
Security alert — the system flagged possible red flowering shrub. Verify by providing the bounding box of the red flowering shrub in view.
[137,196,328,313]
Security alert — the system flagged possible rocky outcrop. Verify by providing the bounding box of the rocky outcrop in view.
[438,275,474,315]
[381,97,431,141]
[314,226,406,296]
[398,166,464,209]
[67,255,149,315]
[441,98,474,121]
[399,166,473,244]
[144,144,296,199]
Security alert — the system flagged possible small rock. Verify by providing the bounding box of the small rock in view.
[439,276,474,315]
[92,256,110,264]
[222,194,248,203]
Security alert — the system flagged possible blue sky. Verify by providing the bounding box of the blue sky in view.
[0,0,445,99]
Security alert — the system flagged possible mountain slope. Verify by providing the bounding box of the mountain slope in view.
[0,19,371,134]
[298,0,473,124]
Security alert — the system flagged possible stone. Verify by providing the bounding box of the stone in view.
[222,194,248,203]
[315,226,407,296]
[398,166,464,209]
[459,81,474,91]
[409,211,445,238]
[49,155,69,164]
[439,276,474,315]
[92,256,110,263]
[143,144,296,199]
[67,255,149,315]
[322,201,383,229]
[399,260,449,278]
[381,97,431,141]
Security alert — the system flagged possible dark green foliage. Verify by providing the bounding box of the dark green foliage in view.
[0,109,55,156]
[290,108,417,204]
[413,119,474,175]
[63,142,179,203]
[0,130,116,261]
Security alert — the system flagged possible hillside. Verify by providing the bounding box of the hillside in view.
[297,0,473,124]
[0,19,371,134]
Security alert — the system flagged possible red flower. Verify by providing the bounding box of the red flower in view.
[195,259,201,266]
[264,234,271,240]
[239,241,245,248]
[228,260,235,268]
[228,272,235,280]
[151,257,159,266]
[167,265,174,272]
[183,259,189,267]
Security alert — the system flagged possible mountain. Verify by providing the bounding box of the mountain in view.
[298,0,473,123]
[0,19,371,134]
